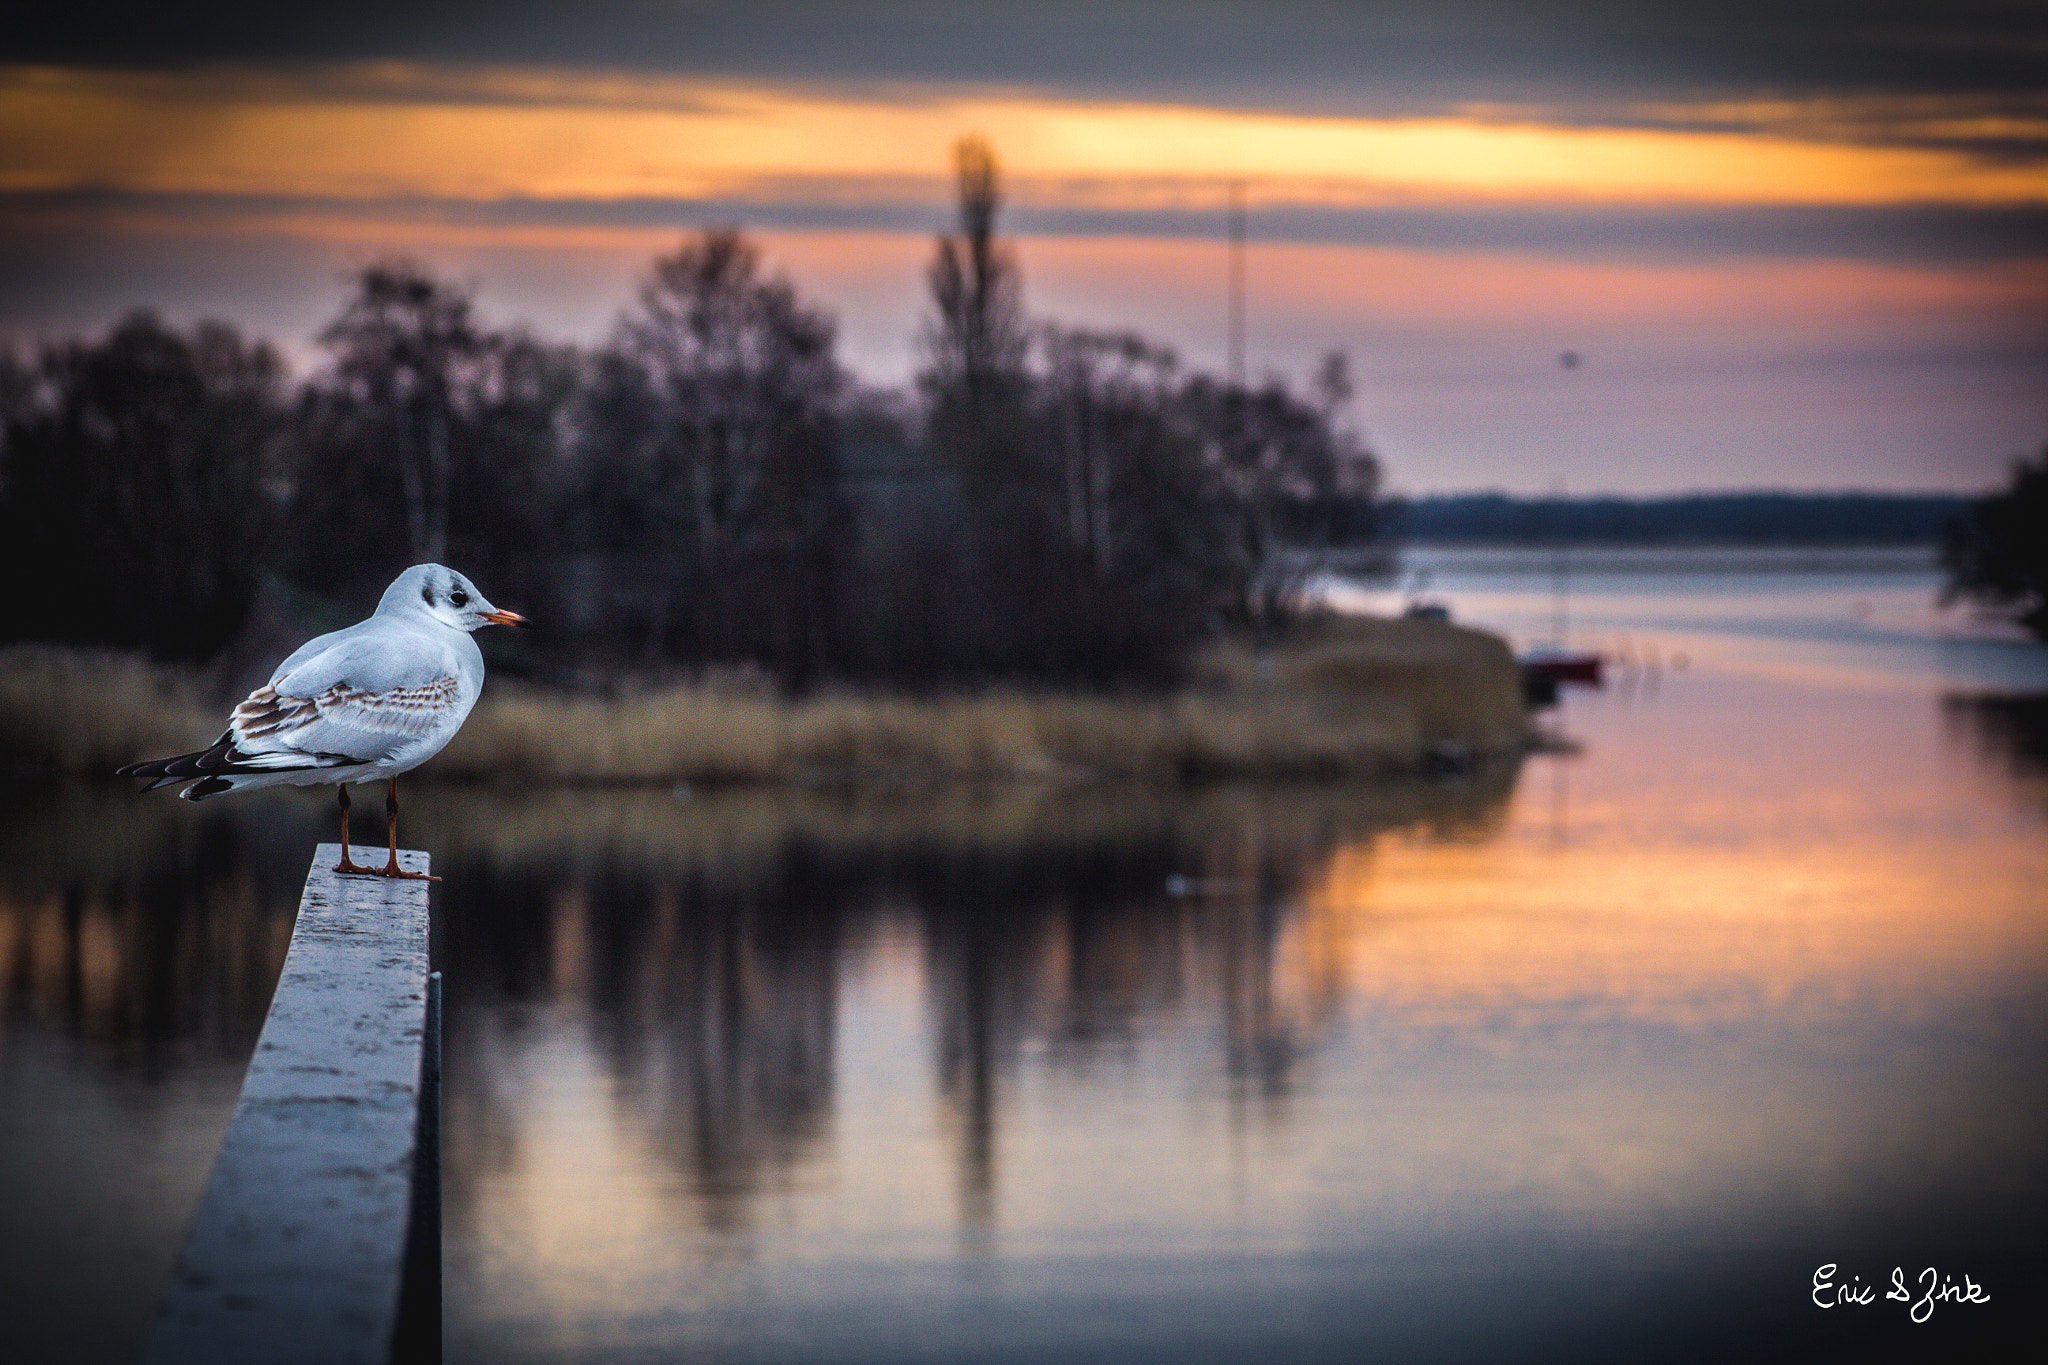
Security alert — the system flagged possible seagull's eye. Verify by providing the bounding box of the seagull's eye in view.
[450,589,469,608]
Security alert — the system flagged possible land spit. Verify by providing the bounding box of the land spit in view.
[5,615,1528,785]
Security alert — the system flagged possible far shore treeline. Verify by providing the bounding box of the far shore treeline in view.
[0,138,1379,691]
[1387,491,1971,546]
[3,136,2043,686]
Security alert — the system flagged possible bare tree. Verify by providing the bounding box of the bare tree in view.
[0,312,286,657]
[316,262,487,564]
[924,136,1027,399]
[1187,353,1381,631]
[288,262,577,613]
[1040,327,1188,581]
[611,229,842,559]
[1943,447,2048,640]
[584,228,847,675]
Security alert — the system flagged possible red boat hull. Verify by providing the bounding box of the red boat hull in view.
[1522,653,1604,685]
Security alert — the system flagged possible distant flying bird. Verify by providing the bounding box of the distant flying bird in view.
[118,564,530,881]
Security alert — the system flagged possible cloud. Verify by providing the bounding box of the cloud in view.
[5,2,2045,115]
[7,66,2045,213]
[3,5,2040,494]
[11,185,2048,273]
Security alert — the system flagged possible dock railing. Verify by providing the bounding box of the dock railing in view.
[142,845,441,1365]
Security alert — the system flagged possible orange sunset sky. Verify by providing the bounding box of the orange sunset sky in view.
[2,2,2045,493]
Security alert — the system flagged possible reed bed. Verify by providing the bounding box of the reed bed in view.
[438,614,1528,782]
[0,644,217,775]
[7,615,1529,784]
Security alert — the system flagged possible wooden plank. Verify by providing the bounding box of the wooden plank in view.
[144,845,434,1365]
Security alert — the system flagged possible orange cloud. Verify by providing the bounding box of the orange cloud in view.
[1018,235,2048,335]
[5,64,2046,210]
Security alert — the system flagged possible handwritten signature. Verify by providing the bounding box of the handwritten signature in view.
[1812,1264,1991,1323]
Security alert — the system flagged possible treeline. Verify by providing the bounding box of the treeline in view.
[0,138,1378,690]
[1384,491,1970,545]
[1942,449,2048,641]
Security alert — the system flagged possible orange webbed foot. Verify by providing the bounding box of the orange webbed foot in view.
[376,859,441,883]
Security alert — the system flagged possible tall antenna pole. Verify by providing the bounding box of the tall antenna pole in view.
[1227,179,1245,389]
[1551,475,1569,649]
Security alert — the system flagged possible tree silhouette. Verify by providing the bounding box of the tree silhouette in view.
[313,262,486,565]
[2,168,1389,689]
[286,261,576,611]
[1185,356,1380,631]
[1944,448,2048,640]
[921,135,1033,506]
[0,312,285,658]
[581,228,847,678]
[925,136,1027,399]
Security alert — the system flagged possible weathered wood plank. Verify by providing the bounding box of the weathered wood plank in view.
[143,845,434,1365]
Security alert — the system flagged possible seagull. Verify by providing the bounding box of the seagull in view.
[118,564,530,881]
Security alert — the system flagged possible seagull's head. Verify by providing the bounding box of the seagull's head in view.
[382,564,532,634]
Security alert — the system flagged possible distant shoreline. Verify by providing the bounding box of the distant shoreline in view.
[1364,544,1941,575]
[1382,491,1968,546]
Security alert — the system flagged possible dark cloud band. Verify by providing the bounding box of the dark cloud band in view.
[6,186,2047,268]
[6,2,2044,111]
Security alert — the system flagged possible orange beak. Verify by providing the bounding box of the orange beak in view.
[482,609,533,629]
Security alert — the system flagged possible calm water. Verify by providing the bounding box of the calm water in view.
[4,547,2046,1362]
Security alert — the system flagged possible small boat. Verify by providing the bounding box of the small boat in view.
[1520,648,1604,686]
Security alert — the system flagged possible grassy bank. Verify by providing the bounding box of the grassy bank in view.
[3,615,1529,784]
[0,645,220,775]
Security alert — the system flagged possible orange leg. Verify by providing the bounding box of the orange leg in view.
[334,785,376,875]
[378,777,440,882]
[334,779,440,881]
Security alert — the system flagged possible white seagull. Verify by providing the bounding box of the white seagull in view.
[119,564,530,881]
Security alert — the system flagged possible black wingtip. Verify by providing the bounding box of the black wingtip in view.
[181,777,233,801]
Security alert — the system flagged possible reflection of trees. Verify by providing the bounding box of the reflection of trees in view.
[601,863,839,1233]
[919,842,1316,1229]
[440,853,842,1237]
[1944,693,2048,775]
[1943,694,2048,817]
[0,786,308,1067]
[435,772,1519,1243]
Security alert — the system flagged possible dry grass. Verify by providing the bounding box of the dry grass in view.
[8,614,1529,783]
[438,613,1528,782]
[0,644,217,774]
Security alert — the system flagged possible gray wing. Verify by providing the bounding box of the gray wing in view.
[265,626,350,689]
[235,624,465,764]
[268,620,457,698]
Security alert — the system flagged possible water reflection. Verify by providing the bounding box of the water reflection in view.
[0,786,306,1062]
[0,785,319,1365]
[415,677,2045,1363]
[7,663,2047,1363]
[1945,692,2048,781]
[432,773,1519,1271]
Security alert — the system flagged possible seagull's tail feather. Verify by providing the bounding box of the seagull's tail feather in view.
[117,733,358,800]
[116,731,234,790]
